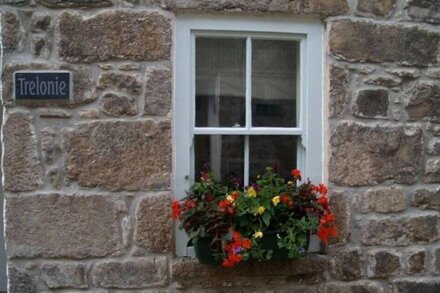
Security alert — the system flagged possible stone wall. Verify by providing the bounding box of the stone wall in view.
[1,0,440,292]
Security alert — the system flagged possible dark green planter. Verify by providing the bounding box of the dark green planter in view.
[193,231,310,265]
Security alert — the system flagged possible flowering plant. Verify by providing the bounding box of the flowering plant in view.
[172,167,336,267]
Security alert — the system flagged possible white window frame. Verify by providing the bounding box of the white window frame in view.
[174,15,324,256]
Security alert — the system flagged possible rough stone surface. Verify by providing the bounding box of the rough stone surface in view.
[329,122,423,186]
[329,64,351,118]
[323,282,384,293]
[367,250,401,278]
[41,263,87,289]
[329,191,350,244]
[41,127,59,164]
[8,266,36,293]
[58,11,172,62]
[78,109,100,119]
[92,257,168,289]
[163,0,349,16]
[97,72,142,96]
[406,81,440,121]
[329,20,440,66]
[31,35,51,58]
[427,138,440,155]
[144,65,172,116]
[3,112,42,191]
[412,188,440,210]
[38,108,71,118]
[364,75,402,87]
[135,192,172,253]
[100,93,137,117]
[359,187,406,213]
[361,215,440,246]
[172,255,327,286]
[47,167,63,189]
[407,0,440,24]
[31,12,51,32]
[353,89,389,118]
[406,249,426,275]
[329,249,362,280]
[1,11,23,53]
[38,0,112,8]
[357,0,396,17]
[1,0,29,5]
[435,247,440,273]
[5,194,121,258]
[64,120,171,190]
[424,159,440,183]
[392,279,440,293]
[390,68,420,79]
[2,62,95,107]
[427,68,440,79]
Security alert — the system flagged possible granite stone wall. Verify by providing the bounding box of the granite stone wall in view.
[1,0,440,292]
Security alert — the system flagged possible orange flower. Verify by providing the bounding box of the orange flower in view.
[171,201,181,219]
[280,194,290,204]
[291,169,302,180]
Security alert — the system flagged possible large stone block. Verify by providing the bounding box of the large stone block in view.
[38,0,112,8]
[172,255,327,287]
[322,282,384,293]
[329,64,351,118]
[41,263,87,289]
[329,20,440,66]
[392,279,440,293]
[2,62,95,107]
[407,0,440,24]
[329,191,350,244]
[5,194,122,258]
[64,119,171,190]
[92,257,168,289]
[8,266,36,293]
[1,11,24,53]
[361,215,440,246]
[57,10,171,62]
[97,71,142,96]
[367,250,401,278]
[412,188,440,211]
[144,65,172,116]
[358,187,406,213]
[424,159,440,183]
[406,249,427,275]
[352,89,389,118]
[329,122,422,186]
[434,247,440,273]
[427,138,440,155]
[3,112,42,191]
[135,192,172,253]
[99,93,137,117]
[329,248,362,281]
[405,81,440,121]
[162,0,349,16]
[357,0,396,17]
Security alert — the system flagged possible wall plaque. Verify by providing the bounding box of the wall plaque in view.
[14,71,72,101]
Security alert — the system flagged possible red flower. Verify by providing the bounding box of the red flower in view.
[288,200,295,208]
[317,225,337,244]
[280,194,290,204]
[171,200,181,219]
[218,200,234,215]
[242,238,252,250]
[204,194,214,202]
[231,191,240,200]
[291,169,302,180]
[317,195,329,210]
[318,184,328,196]
[184,200,196,210]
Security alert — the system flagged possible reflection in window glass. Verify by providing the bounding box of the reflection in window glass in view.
[194,135,244,184]
[249,135,297,182]
[252,40,298,127]
[196,38,246,128]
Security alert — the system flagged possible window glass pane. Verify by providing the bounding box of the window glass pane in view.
[196,38,246,127]
[194,135,244,184]
[249,135,297,182]
[252,40,299,127]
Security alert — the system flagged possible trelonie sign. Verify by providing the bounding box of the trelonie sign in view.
[14,71,72,101]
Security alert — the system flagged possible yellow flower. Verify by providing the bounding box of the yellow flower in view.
[256,206,265,215]
[253,230,263,238]
[272,196,280,206]
[247,187,257,197]
[226,195,235,203]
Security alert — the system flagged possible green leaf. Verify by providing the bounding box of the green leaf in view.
[262,213,271,226]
